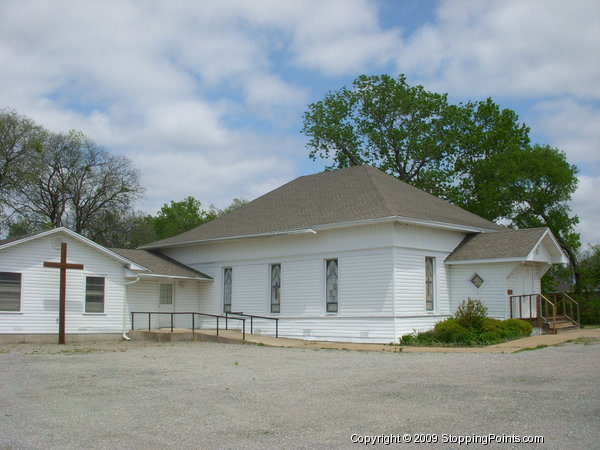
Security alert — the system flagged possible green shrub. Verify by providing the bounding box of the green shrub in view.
[481,317,503,333]
[399,330,439,346]
[455,298,488,329]
[399,314,534,347]
[399,333,416,345]
[434,318,468,342]
[502,318,533,336]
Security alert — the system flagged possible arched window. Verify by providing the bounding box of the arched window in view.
[326,259,338,313]
[270,264,281,313]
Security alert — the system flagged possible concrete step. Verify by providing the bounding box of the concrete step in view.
[129,328,250,344]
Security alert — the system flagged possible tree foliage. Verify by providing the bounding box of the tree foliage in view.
[578,245,600,292]
[0,109,45,206]
[149,196,217,241]
[303,74,581,286]
[1,112,144,243]
[302,74,461,196]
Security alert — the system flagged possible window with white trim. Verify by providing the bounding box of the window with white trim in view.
[326,259,338,313]
[425,257,435,311]
[0,272,21,311]
[223,268,232,313]
[159,284,173,305]
[85,276,105,313]
[270,264,281,313]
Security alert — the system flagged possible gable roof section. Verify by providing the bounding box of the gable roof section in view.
[142,165,503,249]
[0,227,147,271]
[445,227,568,264]
[109,248,212,281]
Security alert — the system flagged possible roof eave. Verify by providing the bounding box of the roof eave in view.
[140,227,318,249]
[141,216,498,249]
[135,273,213,281]
[445,257,527,265]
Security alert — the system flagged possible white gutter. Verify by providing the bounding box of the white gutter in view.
[137,273,213,281]
[122,275,140,341]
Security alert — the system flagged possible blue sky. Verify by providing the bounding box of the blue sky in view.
[1,0,599,245]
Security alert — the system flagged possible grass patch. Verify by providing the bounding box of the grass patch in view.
[515,344,549,352]
[565,337,600,345]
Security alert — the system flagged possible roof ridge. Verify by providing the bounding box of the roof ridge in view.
[363,165,396,216]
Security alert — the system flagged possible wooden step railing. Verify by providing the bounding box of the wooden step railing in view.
[509,293,579,334]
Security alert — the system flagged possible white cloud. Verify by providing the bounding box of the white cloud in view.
[531,98,600,164]
[288,0,402,75]
[571,175,600,245]
[397,0,600,99]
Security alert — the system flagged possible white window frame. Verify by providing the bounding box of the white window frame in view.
[85,276,105,313]
[0,271,22,312]
[325,258,339,314]
[223,267,232,313]
[425,257,435,312]
[270,263,281,314]
[159,283,174,305]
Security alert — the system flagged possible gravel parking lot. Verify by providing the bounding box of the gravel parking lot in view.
[1,339,599,449]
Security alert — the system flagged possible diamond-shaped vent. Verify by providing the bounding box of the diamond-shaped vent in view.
[471,273,484,288]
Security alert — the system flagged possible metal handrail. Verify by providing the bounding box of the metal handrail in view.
[538,294,557,334]
[509,293,580,335]
[130,311,246,340]
[559,293,580,326]
[226,311,279,338]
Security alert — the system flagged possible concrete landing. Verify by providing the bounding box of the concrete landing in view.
[128,327,600,353]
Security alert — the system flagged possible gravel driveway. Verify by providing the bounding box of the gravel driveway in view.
[1,339,598,449]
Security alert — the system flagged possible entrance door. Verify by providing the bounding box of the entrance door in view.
[514,264,535,317]
[158,283,174,328]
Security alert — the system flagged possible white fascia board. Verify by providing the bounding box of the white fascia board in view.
[0,227,149,272]
[445,257,526,265]
[528,229,569,264]
[142,215,498,249]
[391,216,498,233]
[136,273,213,281]
[141,228,318,249]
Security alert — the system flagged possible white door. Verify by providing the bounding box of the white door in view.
[158,283,174,328]
[514,265,535,317]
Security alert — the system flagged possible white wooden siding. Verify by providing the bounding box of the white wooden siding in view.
[393,249,452,313]
[232,264,268,314]
[0,234,127,334]
[338,252,393,315]
[449,263,513,319]
[162,222,396,265]
[281,260,322,316]
[126,278,206,330]
[393,223,466,252]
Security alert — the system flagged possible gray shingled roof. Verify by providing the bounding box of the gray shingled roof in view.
[446,228,549,262]
[110,248,212,280]
[142,165,503,248]
[0,232,38,247]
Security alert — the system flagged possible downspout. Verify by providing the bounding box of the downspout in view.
[122,275,140,341]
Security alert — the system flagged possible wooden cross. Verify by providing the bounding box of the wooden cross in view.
[44,242,84,344]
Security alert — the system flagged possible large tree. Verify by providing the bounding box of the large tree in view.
[7,127,144,240]
[302,74,463,196]
[302,74,580,286]
[0,109,45,208]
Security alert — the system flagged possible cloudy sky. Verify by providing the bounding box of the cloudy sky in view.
[1,0,599,245]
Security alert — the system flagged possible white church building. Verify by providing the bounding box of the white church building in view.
[0,165,567,343]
